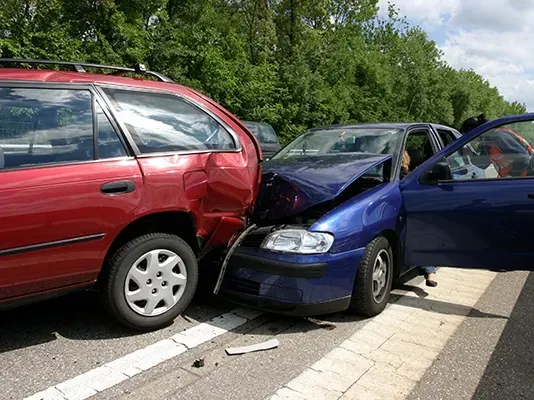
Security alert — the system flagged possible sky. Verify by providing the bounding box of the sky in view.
[377,0,534,111]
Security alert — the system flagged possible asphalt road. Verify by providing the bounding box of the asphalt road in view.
[1,270,532,400]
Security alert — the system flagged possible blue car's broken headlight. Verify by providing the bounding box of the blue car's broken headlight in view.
[261,229,334,254]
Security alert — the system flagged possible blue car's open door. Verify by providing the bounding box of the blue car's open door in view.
[399,113,534,271]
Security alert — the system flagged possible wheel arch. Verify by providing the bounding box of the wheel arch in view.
[376,229,402,281]
[99,211,198,282]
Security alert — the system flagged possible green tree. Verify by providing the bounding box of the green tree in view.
[0,0,526,142]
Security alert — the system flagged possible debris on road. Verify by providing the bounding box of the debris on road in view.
[225,339,280,355]
[192,358,205,368]
[318,323,336,331]
[306,318,337,330]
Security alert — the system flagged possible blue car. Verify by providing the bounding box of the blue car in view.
[216,116,534,317]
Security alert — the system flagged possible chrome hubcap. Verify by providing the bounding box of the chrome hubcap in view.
[372,249,390,303]
[124,249,187,316]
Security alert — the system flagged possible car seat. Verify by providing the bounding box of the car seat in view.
[407,148,424,171]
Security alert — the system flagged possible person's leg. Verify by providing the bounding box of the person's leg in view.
[420,266,438,287]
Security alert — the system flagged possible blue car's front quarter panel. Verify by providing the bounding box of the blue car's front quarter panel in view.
[310,182,403,253]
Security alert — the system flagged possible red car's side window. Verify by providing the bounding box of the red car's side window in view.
[0,87,94,170]
[101,87,237,154]
[95,100,128,159]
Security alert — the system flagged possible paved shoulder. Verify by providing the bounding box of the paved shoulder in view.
[408,271,533,400]
[270,268,497,400]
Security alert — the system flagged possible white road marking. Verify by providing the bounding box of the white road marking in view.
[24,307,264,400]
[269,268,497,400]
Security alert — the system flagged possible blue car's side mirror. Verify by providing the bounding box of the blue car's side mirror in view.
[420,160,452,185]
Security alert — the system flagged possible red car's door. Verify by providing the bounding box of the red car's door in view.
[0,85,142,301]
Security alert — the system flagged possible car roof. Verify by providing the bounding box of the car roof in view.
[430,123,460,132]
[0,67,195,97]
[309,122,423,131]
[308,122,459,132]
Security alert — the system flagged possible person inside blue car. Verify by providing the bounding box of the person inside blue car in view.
[461,114,534,177]
[460,114,488,134]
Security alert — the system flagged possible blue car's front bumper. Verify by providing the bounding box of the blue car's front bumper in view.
[220,246,365,316]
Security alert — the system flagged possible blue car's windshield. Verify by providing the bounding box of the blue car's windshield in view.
[272,127,404,179]
[273,127,404,163]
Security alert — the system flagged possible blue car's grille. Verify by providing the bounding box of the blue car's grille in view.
[240,231,268,248]
[224,276,260,296]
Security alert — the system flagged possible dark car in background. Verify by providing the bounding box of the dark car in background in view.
[244,121,281,159]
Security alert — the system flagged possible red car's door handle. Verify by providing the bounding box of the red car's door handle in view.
[100,180,136,195]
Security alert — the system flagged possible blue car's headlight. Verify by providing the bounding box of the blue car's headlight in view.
[261,229,334,254]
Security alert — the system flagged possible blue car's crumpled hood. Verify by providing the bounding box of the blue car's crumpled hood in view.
[253,153,392,222]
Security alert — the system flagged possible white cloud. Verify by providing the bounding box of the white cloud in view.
[379,0,534,111]
[449,0,534,32]
[377,0,458,26]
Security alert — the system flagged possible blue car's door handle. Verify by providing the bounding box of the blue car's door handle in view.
[527,194,534,199]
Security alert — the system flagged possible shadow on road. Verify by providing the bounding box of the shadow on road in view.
[0,263,337,355]
[397,284,429,298]
[472,272,534,400]
[393,284,509,320]
[1,268,513,356]
[0,291,118,353]
[0,285,235,354]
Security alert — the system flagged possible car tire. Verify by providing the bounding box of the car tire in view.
[348,236,393,317]
[100,233,198,331]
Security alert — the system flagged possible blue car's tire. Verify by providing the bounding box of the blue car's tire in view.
[348,236,393,317]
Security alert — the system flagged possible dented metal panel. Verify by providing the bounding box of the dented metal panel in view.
[254,153,392,222]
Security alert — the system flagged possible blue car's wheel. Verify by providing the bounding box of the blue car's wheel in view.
[348,236,393,317]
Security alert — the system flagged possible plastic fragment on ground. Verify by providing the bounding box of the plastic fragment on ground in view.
[225,339,280,355]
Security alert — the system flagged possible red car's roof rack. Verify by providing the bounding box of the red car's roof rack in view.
[0,58,174,83]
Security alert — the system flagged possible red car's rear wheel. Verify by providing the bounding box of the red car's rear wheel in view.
[100,233,198,331]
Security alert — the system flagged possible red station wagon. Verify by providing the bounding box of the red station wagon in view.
[0,59,262,330]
